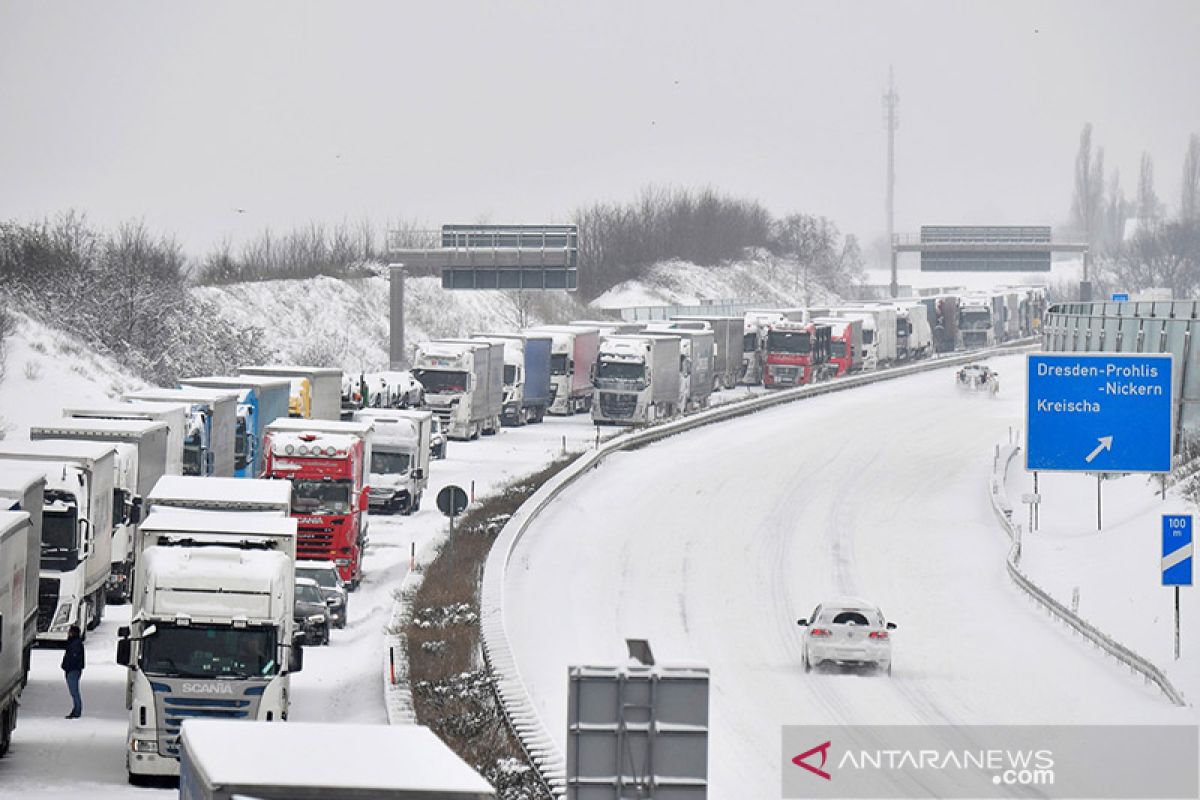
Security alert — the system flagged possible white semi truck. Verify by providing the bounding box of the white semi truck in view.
[891,301,933,361]
[118,510,301,781]
[591,334,682,425]
[959,294,997,349]
[353,409,431,515]
[470,333,553,426]
[0,511,31,757]
[525,325,600,415]
[30,418,171,605]
[0,464,45,684]
[63,401,188,476]
[411,340,502,440]
[0,440,115,641]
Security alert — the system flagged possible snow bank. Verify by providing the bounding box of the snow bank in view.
[0,311,147,441]
[590,256,844,311]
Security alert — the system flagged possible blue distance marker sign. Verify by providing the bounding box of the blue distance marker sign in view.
[1163,515,1193,586]
[1025,353,1173,472]
[1111,292,1130,302]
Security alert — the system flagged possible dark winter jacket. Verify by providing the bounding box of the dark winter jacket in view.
[61,637,85,673]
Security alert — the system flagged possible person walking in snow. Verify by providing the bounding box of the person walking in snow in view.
[62,624,85,719]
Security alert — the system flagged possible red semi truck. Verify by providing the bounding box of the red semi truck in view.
[261,418,373,588]
[762,320,834,388]
[813,317,864,377]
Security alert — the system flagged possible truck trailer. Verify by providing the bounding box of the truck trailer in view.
[0,465,45,684]
[178,720,495,800]
[118,510,301,781]
[147,475,292,516]
[237,366,343,421]
[471,333,553,425]
[645,324,715,410]
[30,418,171,605]
[525,325,599,415]
[0,511,31,757]
[123,388,238,478]
[669,315,743,390]
[63,401,188,476]
[0,440,115,641]
[180,376,291,478]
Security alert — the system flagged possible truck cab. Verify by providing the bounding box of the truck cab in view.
[354,409,431,515]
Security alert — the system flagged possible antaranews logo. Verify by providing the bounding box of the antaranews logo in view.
[792,740,833,781]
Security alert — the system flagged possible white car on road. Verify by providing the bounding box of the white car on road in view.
[798,597,896,675]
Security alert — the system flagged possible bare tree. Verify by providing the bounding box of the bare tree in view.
[1138,151,1161,221]
[1104,167,1129,253]
[1182,133,1200,222]
[1070,124,1105,247]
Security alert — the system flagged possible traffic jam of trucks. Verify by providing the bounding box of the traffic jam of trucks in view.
[0,285,1043,774]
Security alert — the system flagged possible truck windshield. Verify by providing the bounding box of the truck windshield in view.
[412,370,467,394]
[141,624,278,679]
[961,311,992,330]
[371,451,411,475]
[41,509,80,571]
[235,415,249,471]
[549,354,569,376]
[596,361,645,382]
[290,479,352,515]
[503,365,517,385]
[183,432,203,476]
[767,330,811,354]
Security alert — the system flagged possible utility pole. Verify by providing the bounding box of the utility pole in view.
[884,67,899,298]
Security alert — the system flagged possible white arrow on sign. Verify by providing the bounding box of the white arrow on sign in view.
[1084,436,1113,463]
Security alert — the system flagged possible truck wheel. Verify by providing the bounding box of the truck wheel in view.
[412,493,422,511]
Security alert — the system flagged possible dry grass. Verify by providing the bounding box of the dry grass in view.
[406,456,576,799]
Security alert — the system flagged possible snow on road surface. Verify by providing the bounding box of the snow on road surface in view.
[504,353,1194,797]
[0,413,612,797]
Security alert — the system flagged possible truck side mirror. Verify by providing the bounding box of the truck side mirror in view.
[129,497,143,526]
[116,637,131,667]
[78,518,91,558]
[289,637,305,673]
[797,619,808,627]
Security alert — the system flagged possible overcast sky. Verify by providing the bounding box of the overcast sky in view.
[2,1,1198,263]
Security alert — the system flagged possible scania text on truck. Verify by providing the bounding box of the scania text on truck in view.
[592,334,682,425]
[471,333,552,425]
[0,464,45,683]
[353,409,431,515]
[180,377,291,479]
[669,315,742,390]
[30,418,170,605]
[261,418,372,588]
[410,341,498,440]
[0,511,31,757]
[147,475,293,517]
[812,317,863,377]
[124,388,238,478]
[0,440,115,640]
[237,366,343,421]
[63,401,188,476]
[646,324,715,410]
[117,510,301,781]
[525,325,599,415]
[762,320,834,388]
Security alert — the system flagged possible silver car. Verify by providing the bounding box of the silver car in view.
[798,597,896,675]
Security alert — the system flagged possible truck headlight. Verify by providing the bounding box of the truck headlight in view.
[52,604,72,629]
[307,614,326,624]
[131,738,158,754]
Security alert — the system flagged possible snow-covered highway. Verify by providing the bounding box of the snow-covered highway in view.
[503,353,1194,796]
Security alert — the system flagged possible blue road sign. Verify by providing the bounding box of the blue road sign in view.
[1025,353,1173,472]
[1162,515,1193,586]
[1111,292,1130,302]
